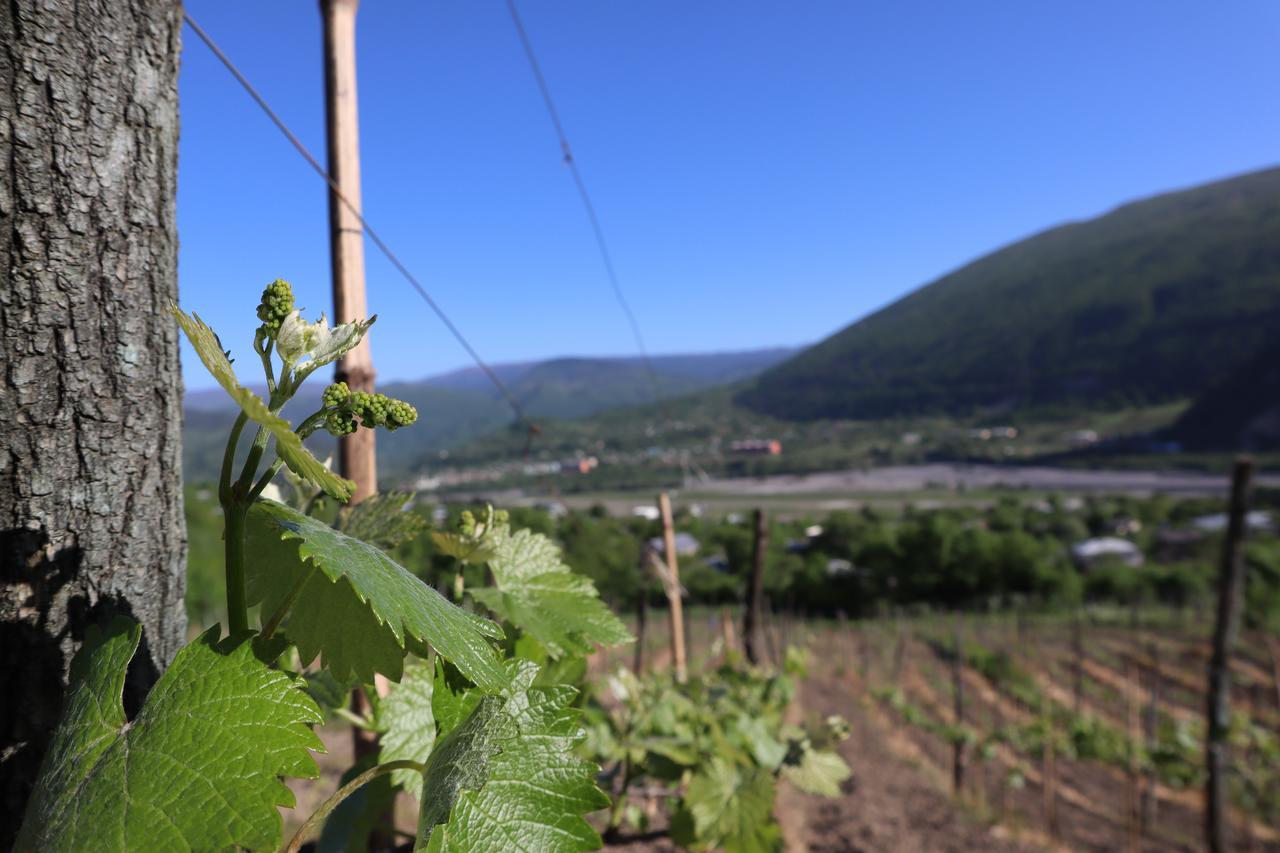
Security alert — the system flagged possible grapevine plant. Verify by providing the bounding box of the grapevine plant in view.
[583,648,853,851]
[15,282,631,851]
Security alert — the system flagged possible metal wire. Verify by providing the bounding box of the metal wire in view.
[502,0,664,406]
[183,11,529,424]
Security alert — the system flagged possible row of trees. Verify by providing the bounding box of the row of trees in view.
[174,488,1280,634]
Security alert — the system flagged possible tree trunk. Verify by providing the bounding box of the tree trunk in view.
[0,0,185,841]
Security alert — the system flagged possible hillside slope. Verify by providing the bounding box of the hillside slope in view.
[429,347,796,416]
[738,167,1280,420]
[182,346,795,481]
[1171,338,1280,451]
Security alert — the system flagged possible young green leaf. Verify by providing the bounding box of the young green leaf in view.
[275,309,374,381]
[342,492,428,550]
[680,757,780,853]
[377,659,437,798]
[735,714,788,771]
[246,499,507,689]
[432,659,484,740]
[470,527,632,657]
[781,748,851,797]
[416,662,610,852]
[171,305,353,500]
[16,618,323,852]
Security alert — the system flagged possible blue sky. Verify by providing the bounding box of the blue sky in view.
[179,0,1280,391]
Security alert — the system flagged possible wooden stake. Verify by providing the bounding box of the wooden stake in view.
[892,622,910,683]
[1266,635,1280,715]
[1072,608,1085,714]
[321,0,377,502]
[1142,640,1159,840]
[952,619,967,795]
[1126,658,1141,853]
[320,4,385,840]
[633,579,648,674]
[721,607,736,660]
[1206,458,1254,853]
[743,508,767,664]
[657,493,687,683]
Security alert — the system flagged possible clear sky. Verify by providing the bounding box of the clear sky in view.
[178,0,1280,391]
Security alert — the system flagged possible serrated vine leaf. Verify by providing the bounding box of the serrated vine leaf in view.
[681,757,780,853]
[246,499,507,689]
[378,659,437,798]
[781,749,851,797]
[416,662,609,852]
[432,659,484,740]
[430,530,499,565]
[470,527,632,658]
[736,715,787,770]
[171,305,353,500]
[16,618,323,852]
[341,492,427,550]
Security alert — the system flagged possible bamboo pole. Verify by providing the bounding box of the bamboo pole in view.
[721,607,736,661]
[1142,640,1160,839]
[1126,658,1141,853]
[657,493,687,683]
[952,619,967,795]
[1266,635,1280,714]
[321,0,377,502]
[743,508,767,664]
[319,0,386,840]
[633,575,648,674]
[1073,608,1085,714]
[1205,458,1254,853]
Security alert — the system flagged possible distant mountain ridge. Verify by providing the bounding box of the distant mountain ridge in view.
[738,166,1280,421]
[182,345,798,480]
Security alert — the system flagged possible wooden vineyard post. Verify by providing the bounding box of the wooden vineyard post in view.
[634,553,649,675]
[657,493,688,683]
[1126,659,1141,853]
[993,680,1007,820]
[319,2,386,837]
[1037,639,1058,839]
[721,607,737,661]
[1266,635,1280,714]
[744,508,767,664]
[952,619,967,795]
[860,624,872,683]
[892,619,910,683]
[1073,608,1085,714]
[321,0,377,502]
[1205,458,1254,853]
[1142,640,1160,839]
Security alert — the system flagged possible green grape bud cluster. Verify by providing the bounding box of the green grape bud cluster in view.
[256,279,295,333]
[321,381,350,409]
[319,382,417,437]
[457,506,509,538]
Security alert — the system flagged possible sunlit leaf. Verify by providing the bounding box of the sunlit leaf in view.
[246,499,507,689]
[416,662,609,852]
[16,618,323,852]
[471,527,632,657]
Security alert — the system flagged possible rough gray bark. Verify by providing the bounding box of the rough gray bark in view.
[0,0,185,840]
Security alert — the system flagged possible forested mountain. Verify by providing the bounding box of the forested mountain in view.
[1171,338,1280,451]
[738,167,1280,420]
[182,346,795,480]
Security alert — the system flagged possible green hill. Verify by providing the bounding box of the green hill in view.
[1171,338,1280,451]
[181,347,795,482]
[738,167,1280,421]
